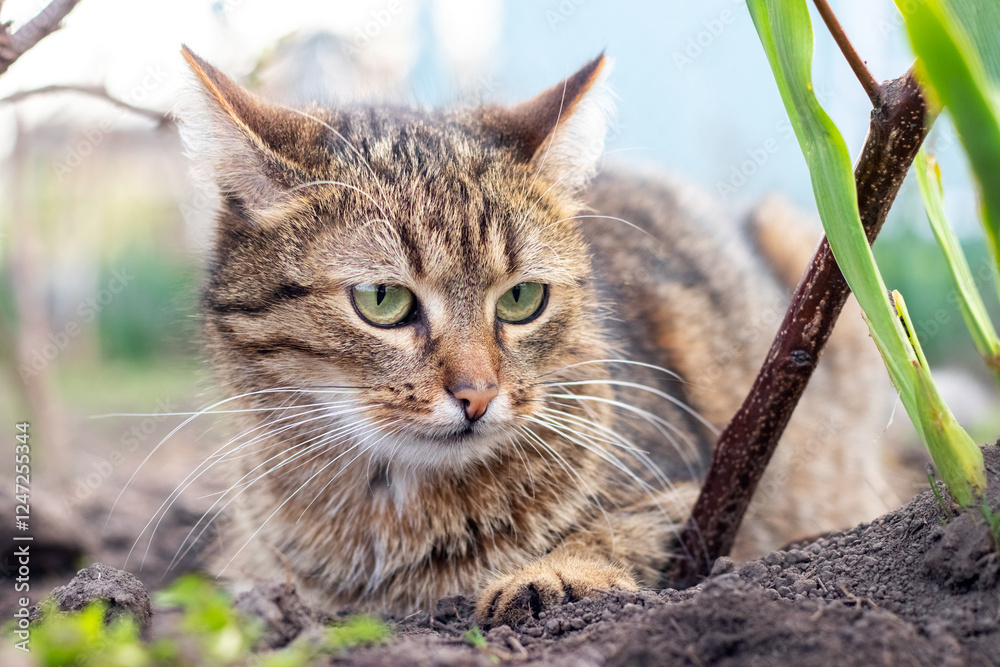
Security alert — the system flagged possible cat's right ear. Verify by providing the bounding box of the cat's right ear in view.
[484,55,614,194]
[178,46,330,224]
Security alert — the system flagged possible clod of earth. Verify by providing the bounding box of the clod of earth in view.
[33,562,152,634]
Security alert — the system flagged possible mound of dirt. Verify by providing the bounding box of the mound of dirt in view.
[333,444,1000,665]
[14,445,1000,665]
[37,562,152,634]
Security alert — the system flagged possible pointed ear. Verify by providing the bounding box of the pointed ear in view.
[489,55,613,192]
[178,46,330,223]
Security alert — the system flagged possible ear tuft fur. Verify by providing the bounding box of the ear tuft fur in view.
[177,46,329,225]
[491,55,615,193]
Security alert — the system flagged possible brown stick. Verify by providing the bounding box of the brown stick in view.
[0,0,82,76]
[0,84,172,126]
[812,0,881,104]
[667,70,930,587]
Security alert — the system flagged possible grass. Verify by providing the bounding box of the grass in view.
[14,575,392,667]
[463,625,487,648]
[982,498,1000,553]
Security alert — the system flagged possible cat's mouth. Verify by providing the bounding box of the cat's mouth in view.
[429,422,482,445]
[450,423,481,441]
[365,419,502,473]
[408,418,504,453]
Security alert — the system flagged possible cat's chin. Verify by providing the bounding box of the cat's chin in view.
[369,424,505,475]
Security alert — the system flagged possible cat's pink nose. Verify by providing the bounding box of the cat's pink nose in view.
[451,385,499,421]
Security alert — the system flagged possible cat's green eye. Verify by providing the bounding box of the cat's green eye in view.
[352,284,416,327]
[496,282,547,324]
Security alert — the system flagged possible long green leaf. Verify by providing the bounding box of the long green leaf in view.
[745,0,915,397]
[898,0,1000,305]
[747,0,985,505]
[942,0,1000,85]
[915,149,1000,377]
[892,290,987,496]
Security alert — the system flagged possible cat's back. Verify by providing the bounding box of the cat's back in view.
[581,165,789,453]
[582,165,891,555]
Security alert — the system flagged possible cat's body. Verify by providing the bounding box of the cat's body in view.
[180,49,888,627]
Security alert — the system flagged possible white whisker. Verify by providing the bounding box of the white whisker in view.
[277,105,397,219]
[295,419,405,520]
[545,392,703,475]
[108,386,346,527]
[548,379,718,435]
[537,405,678,490]
[138,404,362,569]
[168,416,384,571]
[545,214,654,239]
[520,414,658,499]
[288,179,391,220]
[515,422,618,550]
[217,436,375,577]
[536,358,684,383]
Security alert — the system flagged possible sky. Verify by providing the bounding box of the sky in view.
[0,0,980,237]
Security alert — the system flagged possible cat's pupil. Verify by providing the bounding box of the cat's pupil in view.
[376,284,387,305]
[511,285,521,302]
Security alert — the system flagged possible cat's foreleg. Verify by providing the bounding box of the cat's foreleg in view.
[475,538,638,628]
[475,483,697,628]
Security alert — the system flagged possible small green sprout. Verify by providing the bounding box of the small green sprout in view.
[254,615,392,667]
[321,615,392,652]
[153,574,260,665]
[982,498,1000,553]
[463,625,487,649]
[24,599,171,667]
[16,576,394,667]
[927,464,953,523]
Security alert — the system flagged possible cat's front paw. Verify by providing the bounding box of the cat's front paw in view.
[476,553,637,628]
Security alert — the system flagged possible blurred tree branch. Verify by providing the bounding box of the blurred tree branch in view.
[0,0,83,76]
[0,84,173,126]
[0,0,85,480]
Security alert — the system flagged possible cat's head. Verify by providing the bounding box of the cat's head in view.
[181,47,615,473]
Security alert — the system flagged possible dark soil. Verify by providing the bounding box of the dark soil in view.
[37,562,152,634]
[8,445,1000,665]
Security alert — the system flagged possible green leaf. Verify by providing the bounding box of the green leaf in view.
[915,149,1000,377]
[941,0,1000,85]
[747,0,986,505]
[891,289,986,506]
[912,356,987,505]
[322,616,392,651]
[464,625,488,649]
[897,0,1000,305]
[745,0,915,396]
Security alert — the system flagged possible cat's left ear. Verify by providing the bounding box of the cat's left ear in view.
[487,55,613,193]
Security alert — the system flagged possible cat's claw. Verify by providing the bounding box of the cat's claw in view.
[475,554,637,628]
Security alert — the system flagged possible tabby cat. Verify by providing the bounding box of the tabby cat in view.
[178,47,888,628]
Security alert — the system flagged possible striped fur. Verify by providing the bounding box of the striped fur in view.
[178,48,888,627]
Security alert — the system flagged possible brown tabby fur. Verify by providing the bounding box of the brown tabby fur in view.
[178,47,889,627]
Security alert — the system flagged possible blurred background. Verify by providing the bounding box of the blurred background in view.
[0,0,997,559]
